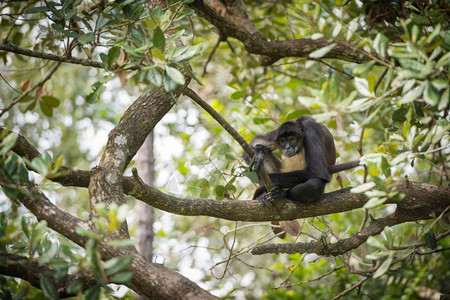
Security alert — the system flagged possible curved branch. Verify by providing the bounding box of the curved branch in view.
[0,41,103,68]
[4,126,450,224]
[189,1,370,65]
[251,209,408,255]
[180,86,274,190]
[0,252,96,298]
[0,151,217,300]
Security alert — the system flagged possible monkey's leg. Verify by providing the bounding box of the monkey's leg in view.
[286,178,326,203]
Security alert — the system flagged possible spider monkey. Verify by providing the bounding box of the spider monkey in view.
[246,116,359,205]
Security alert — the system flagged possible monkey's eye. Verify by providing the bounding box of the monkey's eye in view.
[289,136,297,144]
[279,137,286,145]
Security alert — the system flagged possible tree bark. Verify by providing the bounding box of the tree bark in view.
[136,132,155,300]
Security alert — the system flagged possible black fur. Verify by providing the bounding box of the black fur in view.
[248,116,358,204]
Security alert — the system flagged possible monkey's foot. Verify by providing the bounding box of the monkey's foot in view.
[267,186,287,201]
[257,193,273,206]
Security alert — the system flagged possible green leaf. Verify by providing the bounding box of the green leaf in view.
[354,77,372,97]
[67,279,84,295]
[107,239,137,248]
[392,107,407,122]
[211,143,230,156]
[373,254,393,278]
[399,58,425,73]
[151,47,166,61]
[153,26,166,53]
[4,154,19,176]
[364,197,388,209]
[109,271,133,284]
[0,132,18,155]
[172,44,203,63]
[423,83,440,106]
[165,66,185,85]
[436,51,450,68]
[367,236,387,250]
[350,182,376,193]
[39,100,53,117]
[352,61,376,77]
[25,6,50,14]
[40,276,59,300]
[131,26,146,47]
[230,91,246,100]
[86,82,106,104]
[78,32,95,45]
[391,152,410,165]
[424,230,437,249]
[373,33,389,59]
[400,84,424,104]
[309,43,336,59]
[41,96,60,108]
[286,109,310,121]
[97,16,112,29]
[163,70,178,92]
[75,226,101,241]
[243,170,259,184]
[104,255,133,276]
[191,155,208,165]
[379,156,391,178]
[148,68,163,87]
[107,47,120,69]
[83,286,100,300]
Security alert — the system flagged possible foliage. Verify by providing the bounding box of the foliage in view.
[0,0,449,299]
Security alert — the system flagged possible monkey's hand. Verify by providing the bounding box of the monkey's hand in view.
[249,145,269,172]
[267,186,287,201]
[256,192,273,206]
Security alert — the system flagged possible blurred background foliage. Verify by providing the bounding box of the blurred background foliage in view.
[0,0,449,299]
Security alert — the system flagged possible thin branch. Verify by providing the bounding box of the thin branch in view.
[179,86,274,191]
[312,59,354,78]
[0,41,103,68]
[202,34,224,77]
[332,277,369,300]
[0,62,61,118]
[285,265,345,288]
[250,209,433,255]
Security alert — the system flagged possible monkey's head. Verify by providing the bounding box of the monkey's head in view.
[275,121,304,157]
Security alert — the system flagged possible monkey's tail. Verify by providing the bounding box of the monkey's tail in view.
[329,160,360,174]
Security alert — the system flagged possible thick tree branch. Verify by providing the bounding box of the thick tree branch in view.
[4,126,449,224]
[0,252,96,298]
[189,0,371,65]
[0,166,217,299]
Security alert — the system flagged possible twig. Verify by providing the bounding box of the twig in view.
[202,35,224,77]
[357,67,389,184]
[0,41,103,68]
[0,72,22,95]
[212,221,238,279]
[0,62,61,118]
[312,59,354,78]
[332,276,369,300]
[412,144,450,155]
[180,86,274,190]
[286,265,345,287]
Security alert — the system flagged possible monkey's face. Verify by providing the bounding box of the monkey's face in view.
[278,134,301,157]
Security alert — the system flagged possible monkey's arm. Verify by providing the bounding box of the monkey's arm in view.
[247,131,282,173]
[269,160,360,188]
